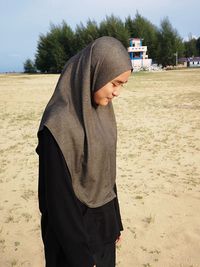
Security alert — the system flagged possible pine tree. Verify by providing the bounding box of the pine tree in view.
[35,21,74,73]
[196,37,200,56]
[74,19,100,52]
[99,15,130,47]
[24,59,37,73]
[184,35,198,57]
[157,17,184,66]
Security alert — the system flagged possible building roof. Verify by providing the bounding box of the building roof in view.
[178,57,200,63]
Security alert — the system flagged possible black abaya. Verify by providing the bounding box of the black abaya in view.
[37,126,123,267]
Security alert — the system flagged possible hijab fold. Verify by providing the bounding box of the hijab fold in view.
[36,36,132,208]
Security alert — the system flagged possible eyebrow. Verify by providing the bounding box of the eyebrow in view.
[112,79,128,84]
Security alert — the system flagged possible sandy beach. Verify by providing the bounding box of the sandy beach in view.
[0,68,200,267]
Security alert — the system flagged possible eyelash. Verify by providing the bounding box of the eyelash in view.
[112,82,121,87]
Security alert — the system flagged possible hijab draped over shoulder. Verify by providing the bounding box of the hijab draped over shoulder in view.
[36,36,132,208]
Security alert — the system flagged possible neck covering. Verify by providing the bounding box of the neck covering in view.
[36,36,132,208]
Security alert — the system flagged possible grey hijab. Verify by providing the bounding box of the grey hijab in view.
[36,36,132,208]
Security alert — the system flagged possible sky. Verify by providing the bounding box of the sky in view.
[0,0,200,72]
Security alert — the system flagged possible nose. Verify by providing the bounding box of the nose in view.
[112,89,120,97]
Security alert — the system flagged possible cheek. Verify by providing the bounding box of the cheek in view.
[101,86,113,97]
[93,91,103,105]
[93,84,114,104]
[94,88,109,99]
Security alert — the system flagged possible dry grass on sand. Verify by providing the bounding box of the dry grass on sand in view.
[0,68,200,267]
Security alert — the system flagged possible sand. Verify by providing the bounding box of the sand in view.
[0,69,200,267]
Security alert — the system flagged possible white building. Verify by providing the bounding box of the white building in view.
[128,38,152,70]
[178,57,200,68]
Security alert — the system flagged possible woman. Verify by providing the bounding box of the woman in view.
[36,36,132,267]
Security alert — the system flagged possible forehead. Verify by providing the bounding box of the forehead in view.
[111,70,131,82]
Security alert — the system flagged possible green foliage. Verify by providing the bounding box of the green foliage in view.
[99,15,130,47]
[23,59,37,73]
[184,34,199,57]
[31,14,199,73]
[156,17,184,66]
[35,21,75,73]
[74,19,100,52]
[196,37,200,55]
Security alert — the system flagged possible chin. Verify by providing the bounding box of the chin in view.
[100,100,109,106]
[96,98,110,106]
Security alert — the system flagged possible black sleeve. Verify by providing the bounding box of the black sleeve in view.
[38,126,95,267]
[113,183,124,231]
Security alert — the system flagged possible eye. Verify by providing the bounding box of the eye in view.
[111,82,127,88]
[111,82,118,87]
[111,82,121,87]
[121,82,128,88]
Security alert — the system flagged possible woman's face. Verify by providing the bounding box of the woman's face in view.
[93,70,132,106]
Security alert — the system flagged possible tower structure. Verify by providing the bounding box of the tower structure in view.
[128,38,152,69]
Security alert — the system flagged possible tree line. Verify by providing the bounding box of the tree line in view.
[24,13,200,73]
